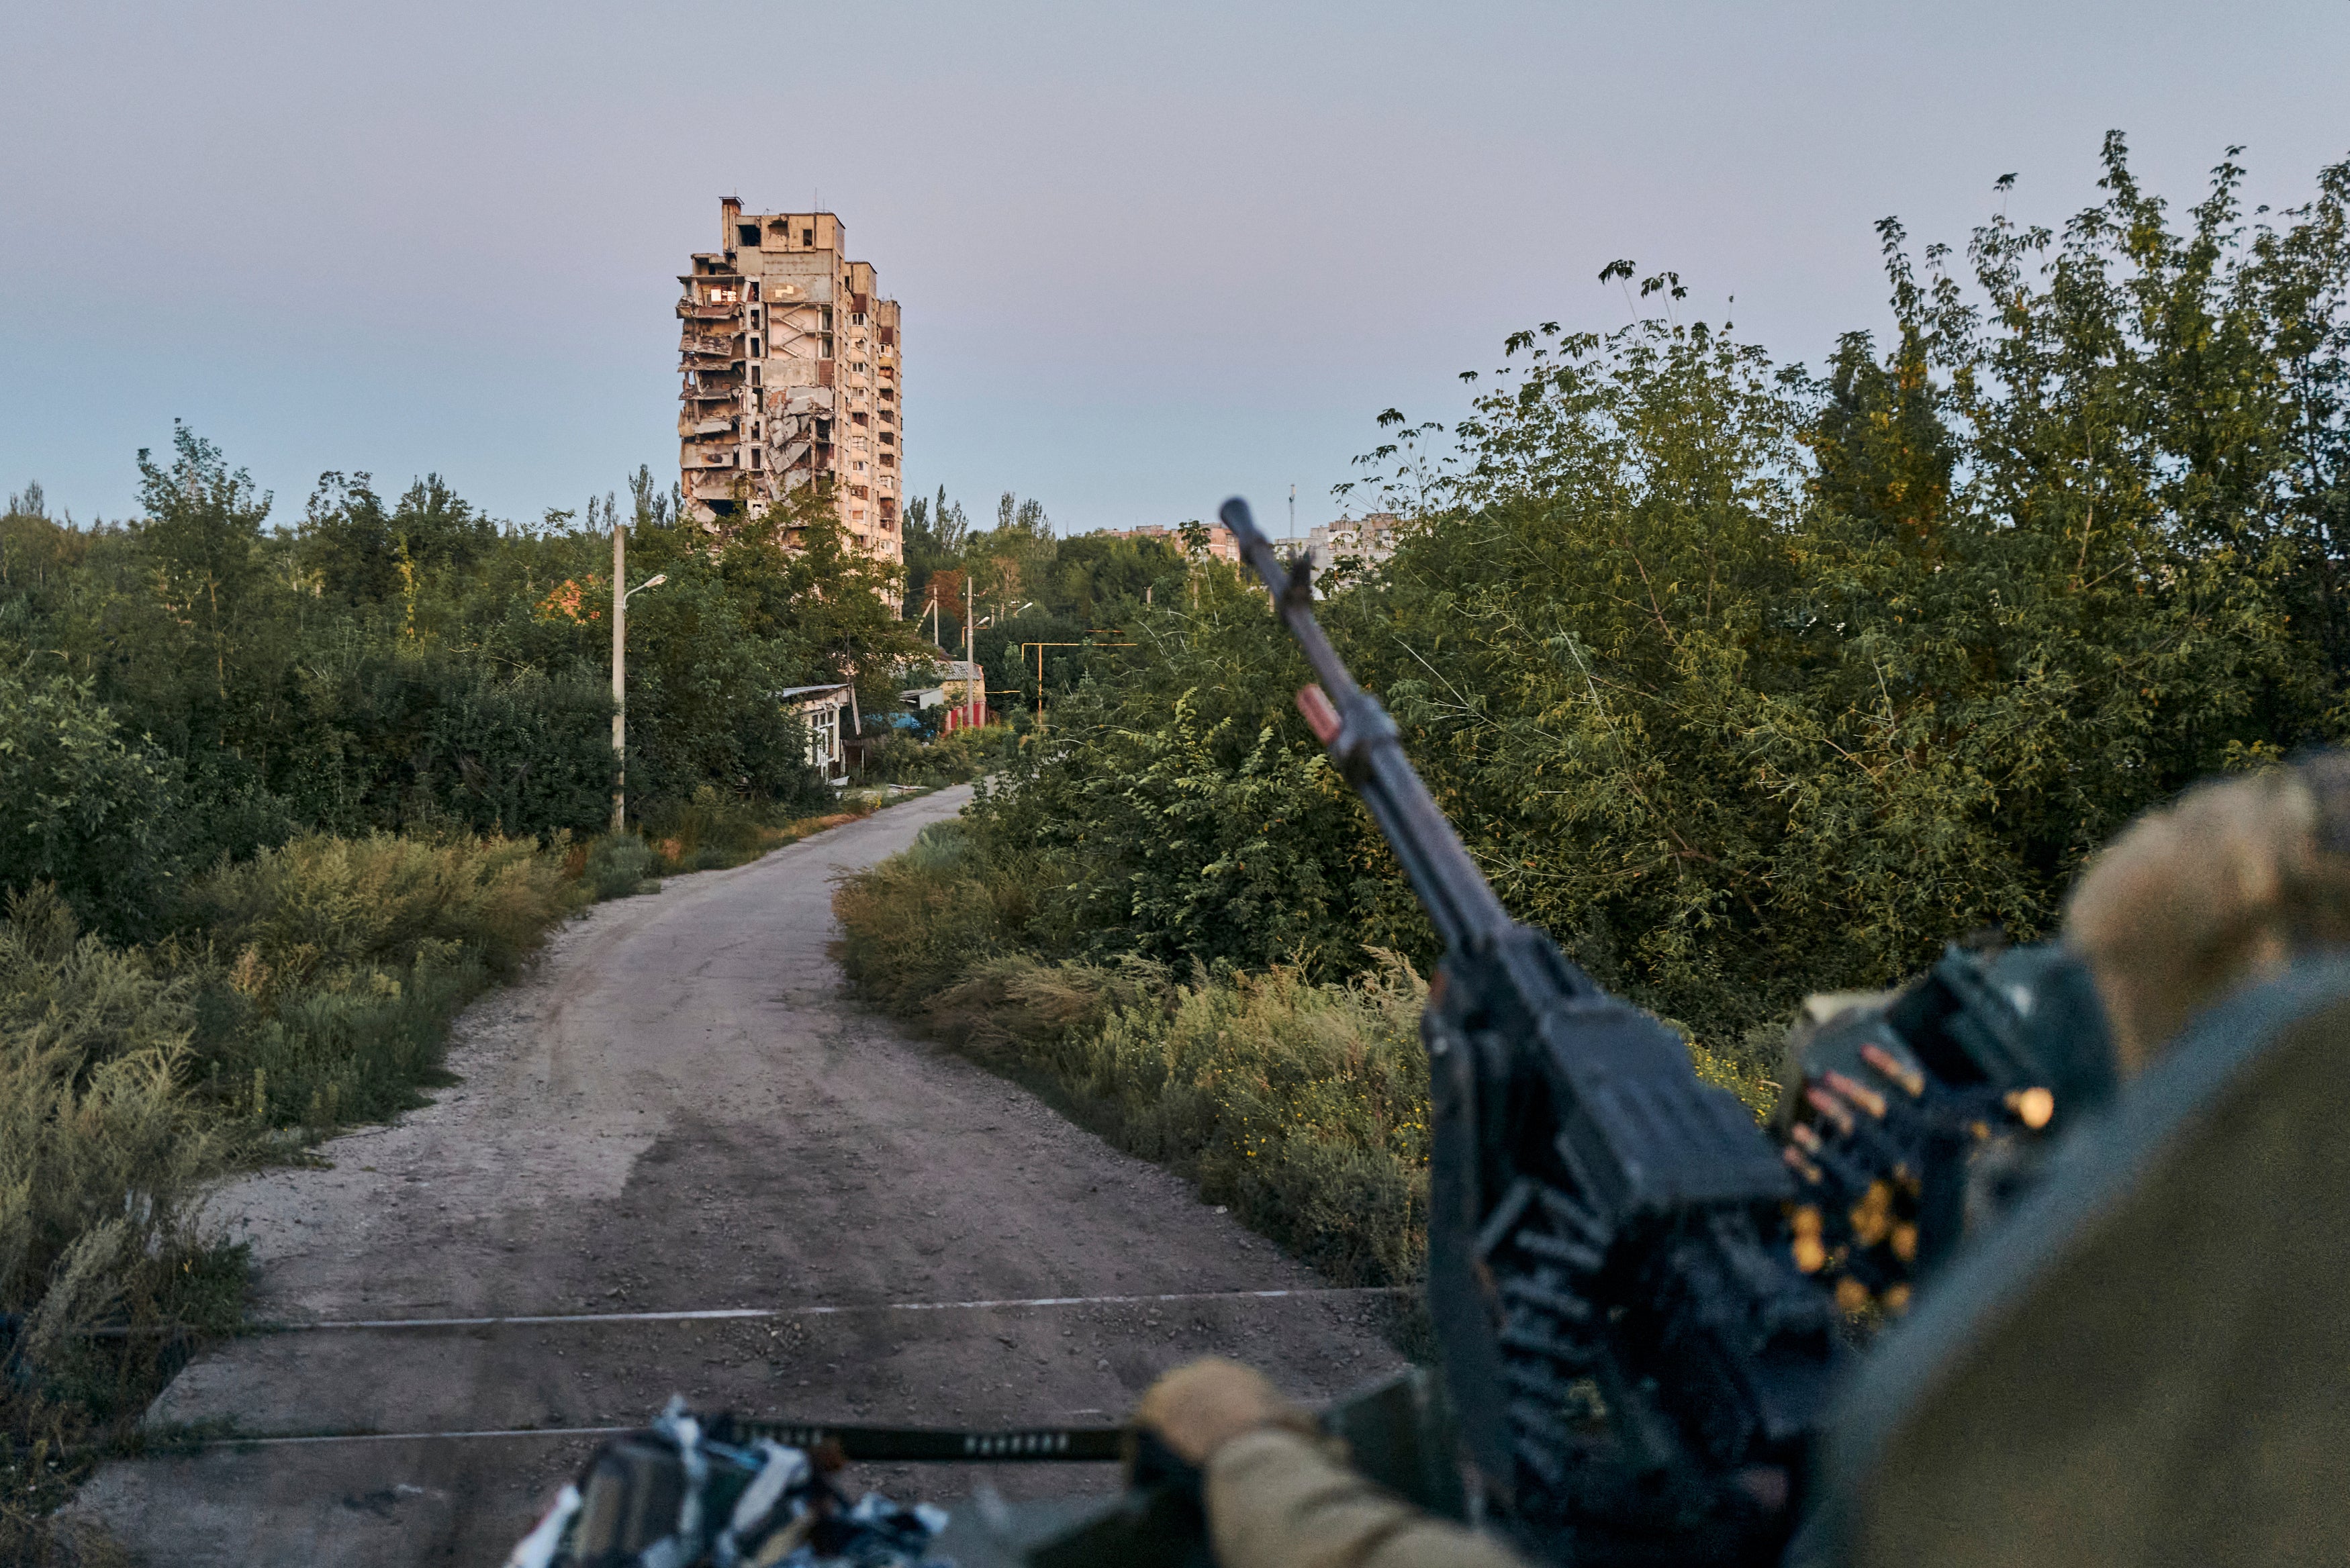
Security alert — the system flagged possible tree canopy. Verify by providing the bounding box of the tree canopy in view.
[956,138,2350,1047]
[0,451,940,938]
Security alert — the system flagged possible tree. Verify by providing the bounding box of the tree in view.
[963,139,2350,1051]
[901,486,973,614]
[0,670,186,938]
[628,464,678,532]
[135,423,273,701]
[762,494,936,729]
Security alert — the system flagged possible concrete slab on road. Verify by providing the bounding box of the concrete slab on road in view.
[70,786,1405,1565]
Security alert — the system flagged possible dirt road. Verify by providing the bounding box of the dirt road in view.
[70,787,1403,1565]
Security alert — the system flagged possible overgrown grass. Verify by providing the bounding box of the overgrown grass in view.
[835,819,1780,1287]
[1,887,245,1564]
[5,807,873,1556]
[636,785,874,875]
[181,832,585,1131]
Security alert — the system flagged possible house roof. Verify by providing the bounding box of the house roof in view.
[772,683,850,701]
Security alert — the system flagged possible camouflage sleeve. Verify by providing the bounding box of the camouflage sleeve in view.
[1203,1428,1529,1568]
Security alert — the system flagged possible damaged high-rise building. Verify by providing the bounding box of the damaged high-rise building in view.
[676,200,902,569]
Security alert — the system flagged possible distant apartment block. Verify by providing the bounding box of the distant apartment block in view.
[1305,512,1401,575]
[1092,522,1241,562]
[676,200,902,568]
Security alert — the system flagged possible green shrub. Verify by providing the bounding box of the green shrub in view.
[838,828,1779,1286]
[637,786,772,872]
[0,672,189,942]
[0,889,245,1560]
[857,725,1010,787]
[186,830,577,981]
[583,834,659,899]
[180,832,581,1126]
[832,820,1037,1008]
[940,145,2350,1048]
[0,889,219,1322]
[635,786,877,875]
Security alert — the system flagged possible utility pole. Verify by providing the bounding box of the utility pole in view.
[611,524,626,832]
[608,524,667,833]
[965,571,976,728]
[1018,638,1134,736]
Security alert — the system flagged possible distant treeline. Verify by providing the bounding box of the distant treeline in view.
[0,455,927,939]
[890,136,2350,1052]
[895,486,1199,712]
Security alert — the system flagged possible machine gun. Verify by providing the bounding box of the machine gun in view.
[509,496,2122,1568]
[1212,495,2118,1564]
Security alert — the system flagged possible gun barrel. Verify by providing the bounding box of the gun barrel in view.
[742,1418,1127,1463]
[1219,497,1513,952]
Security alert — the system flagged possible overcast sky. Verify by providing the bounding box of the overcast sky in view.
[5,1,2345,535]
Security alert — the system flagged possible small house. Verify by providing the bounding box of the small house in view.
[901,658,988,731]
[775,683,851,785]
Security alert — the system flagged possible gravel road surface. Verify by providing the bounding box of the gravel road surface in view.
[70,787,1404,1565]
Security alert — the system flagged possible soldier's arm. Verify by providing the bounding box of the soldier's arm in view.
[1137,1360,1527,1568]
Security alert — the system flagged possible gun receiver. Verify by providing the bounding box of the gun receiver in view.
[1221,497,1837,1563]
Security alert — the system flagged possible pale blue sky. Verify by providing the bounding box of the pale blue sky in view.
[4,1,2345,534]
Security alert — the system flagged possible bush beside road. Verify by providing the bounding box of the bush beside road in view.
[835,819,1780,1291]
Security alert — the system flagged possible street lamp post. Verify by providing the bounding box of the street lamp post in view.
[609,520,667,832]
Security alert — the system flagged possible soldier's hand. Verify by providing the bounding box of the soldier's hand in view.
[1132,1357,1313,1466]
